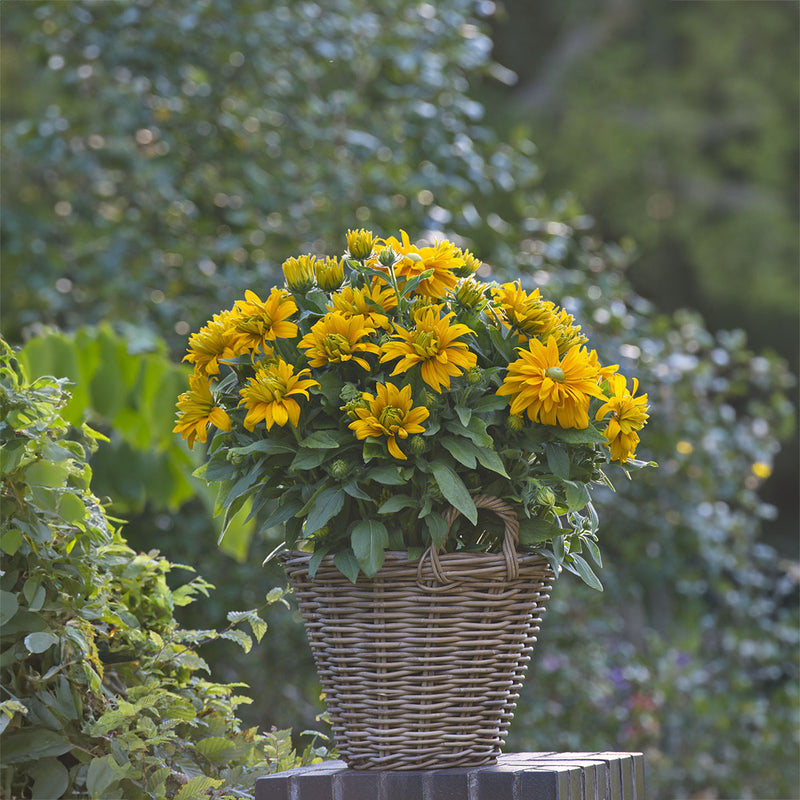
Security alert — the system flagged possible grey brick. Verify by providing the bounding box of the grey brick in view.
[472,766,519,800]
[333,770,382,800]
[254,775,289,800]
[520,766,572,799]
[384,771,426,800]
[423,767,470,799]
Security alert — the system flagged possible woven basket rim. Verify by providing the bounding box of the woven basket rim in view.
[280,549,550,565]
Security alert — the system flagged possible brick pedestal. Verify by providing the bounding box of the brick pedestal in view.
[255,752,646,800]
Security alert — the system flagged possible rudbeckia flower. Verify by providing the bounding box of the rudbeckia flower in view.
[182,310,236,379]
[595,374,649,462]
[380,230,463,299]
[497,336,604,428]
[327,283,397,332]
[380,306,477,393]
[298,312,381,371]
[239,359,319,431]
[228,289,298,355]
[173,374,231,449]
[349,382,429,460]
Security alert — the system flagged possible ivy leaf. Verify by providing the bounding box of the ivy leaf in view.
[431,462,477,524]
[351,520,389,577]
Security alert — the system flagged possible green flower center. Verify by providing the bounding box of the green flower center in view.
[412,330,440,358]
[323,333,352,359]
[379,406,405,431]
[545,366,566,382]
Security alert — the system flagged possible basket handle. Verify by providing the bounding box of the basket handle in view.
[417,494,520,584]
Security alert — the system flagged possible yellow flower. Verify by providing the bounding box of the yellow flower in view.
[239,359,319,431]
[174,374,231,449]
[328,283,397,331]
[454,277,488,310]
[380,230,463,299]
[454,248,482,278]
[298,311,381,371]
[229,289,298,355]
[282,255,316,293]
[349,382,429,460]
[497,336,604,428]
[491,282,557,338]
[595,374,649,462]
[316,256,345,291]
[380,306,477,393]
[346,228,376,260]
[182,310,236,379]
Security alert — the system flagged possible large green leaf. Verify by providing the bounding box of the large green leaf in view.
[351,520,389,577]
[0,727,73,763]
[431,462,477,524]
[303,486,344,534]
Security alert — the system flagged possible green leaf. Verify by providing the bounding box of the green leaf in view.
[290,447,328,471]
[308,546,330,579]
[545,443,570,479]
[300,430,342,449]
[261,498,304,531]
[86,755,125,798]
[333,549,360,583]
[367,466,406,485]
[377,495,417,514]
[303,486,344,534]
[30,757,69,800]
[220,629,253,653]
[568,553,604,591]
[24,632,59,654]
[583,536,603,568]
[473,394,510,414]
[0,727,73,763]
[454,405,472,426]
[0,529,24,556]
[195,736,238,764]
[556,425,608,445]
[173,776,225,800]
[0,590,19,626]
[351,520,389,577]
[424,512,449,550]
[229,439,297,457]
[473,445,509,478]
[565,481,591,512]
[440,436,477,468]
[518,516,563,545]
[343,480,371,501]
[58,492,87,525]
[431,462,477,524]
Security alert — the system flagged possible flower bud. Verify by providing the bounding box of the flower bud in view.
[454,249,481,278]
[342,396,369,419]
[506,414,524,432]
[465,366,483,385]
[408,435,426,455]
[455,278,486,309]
[536,487,556,507]
[282,255,316,293]
[330,459,349,479]
[339,382,360,402]
[346,228,375,261]
[316,256,345,291]
[378,247,397,267]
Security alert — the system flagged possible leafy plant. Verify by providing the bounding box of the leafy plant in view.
[176,229,652,586]
[0,341,324,799]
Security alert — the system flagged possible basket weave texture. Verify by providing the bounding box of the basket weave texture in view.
[281,495,554,770]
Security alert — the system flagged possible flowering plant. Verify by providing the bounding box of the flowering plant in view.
[175,229,650,588]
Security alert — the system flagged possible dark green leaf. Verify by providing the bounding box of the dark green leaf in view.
[351,520,389,577]
[518,517,563,545]
[300,430,341,449]
[565,481,591,511]
[367,466,406,485]
[454,405,472,426]
[431,462,477,524]
[378,495,418,514]
[440,436,477,468]
[473,446,510,478]
[303,487,344,534]
[333,549,360,584]
[545,443,570,479]
[424,513,449,550]
[473,394,510,414]
[290,448,328,471]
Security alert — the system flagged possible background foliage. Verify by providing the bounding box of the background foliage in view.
[2,1,797,798]
[0,346,322,799]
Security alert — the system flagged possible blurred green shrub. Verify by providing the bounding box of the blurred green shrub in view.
[0,343,324,799]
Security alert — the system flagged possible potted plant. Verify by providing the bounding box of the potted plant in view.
[174,228,651,769]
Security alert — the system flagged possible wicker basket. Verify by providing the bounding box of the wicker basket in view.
[280,495,554,770]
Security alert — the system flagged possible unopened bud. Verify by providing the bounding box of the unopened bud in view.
[537,487,556,507]
[465,366,483,385]
[506,414,524,432]
[346,229,375,261]
[316,256,345,291]
[378,247,397,267]
[408,435,426,455]
[330,459,349,479]
[282,255,316,293]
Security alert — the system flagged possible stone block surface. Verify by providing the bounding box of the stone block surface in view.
[254,752,645,800]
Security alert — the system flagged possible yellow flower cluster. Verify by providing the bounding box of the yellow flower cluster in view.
[175,230,649,463]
